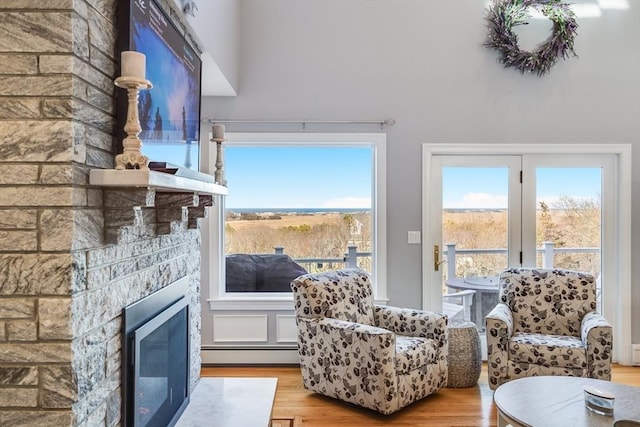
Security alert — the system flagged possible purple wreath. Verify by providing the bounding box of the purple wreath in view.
[484,0,578,76]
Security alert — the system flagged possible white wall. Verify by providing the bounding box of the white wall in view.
[201,0,640,342]
[185,0,239,94]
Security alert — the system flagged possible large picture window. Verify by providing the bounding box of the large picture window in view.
[206,133,387,307]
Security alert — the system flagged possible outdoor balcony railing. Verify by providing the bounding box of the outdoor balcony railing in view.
[271,241,600,278]
[273,245,371,273]
[443,241,601,282]
[442,242,601,327]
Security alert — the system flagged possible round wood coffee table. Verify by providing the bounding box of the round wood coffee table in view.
[494,376,640,427]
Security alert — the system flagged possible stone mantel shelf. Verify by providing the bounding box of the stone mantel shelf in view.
[90,169,228,195]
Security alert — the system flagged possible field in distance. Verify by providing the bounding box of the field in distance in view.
[227,212,358,231]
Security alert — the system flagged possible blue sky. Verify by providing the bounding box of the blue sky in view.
[443,167,602,209]
[224,146,373,209]
[139,143,602,210]
[139,144,372,208]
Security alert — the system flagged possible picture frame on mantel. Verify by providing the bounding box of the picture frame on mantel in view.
[116,0,203,171]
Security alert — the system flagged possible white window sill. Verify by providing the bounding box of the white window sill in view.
[207,294,389,311]
[208,294,294,311]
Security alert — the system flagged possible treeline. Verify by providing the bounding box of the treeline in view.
[227,212,283,221]
[224,197,601,277]
[443,197,601,278]
[225,213,372,272]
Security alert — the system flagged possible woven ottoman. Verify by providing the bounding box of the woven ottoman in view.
[447,320,481,387]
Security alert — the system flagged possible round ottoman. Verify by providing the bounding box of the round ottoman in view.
[447,320,481,387]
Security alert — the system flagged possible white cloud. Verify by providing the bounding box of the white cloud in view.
[322,197,371,209]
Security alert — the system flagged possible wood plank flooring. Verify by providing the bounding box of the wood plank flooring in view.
[202,364,640,427]
[270,416,303,427]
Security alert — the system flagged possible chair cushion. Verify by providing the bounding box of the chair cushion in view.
[508,332,586,370]
[395,335,439,374]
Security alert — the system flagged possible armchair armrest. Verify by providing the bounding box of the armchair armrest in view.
[581,311,612,338]
[581,311,613,380]
[485,303,513,390]
[303,316,394,339]
[486,303,513,336]
[373,305,448,351]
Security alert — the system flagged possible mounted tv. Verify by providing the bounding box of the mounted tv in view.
[117,0,202,170]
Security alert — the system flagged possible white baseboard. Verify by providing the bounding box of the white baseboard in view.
[201,340,491,365]
[201,347,300,365]
[633,344,640,366]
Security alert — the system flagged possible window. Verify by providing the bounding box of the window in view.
[205,133,387,309]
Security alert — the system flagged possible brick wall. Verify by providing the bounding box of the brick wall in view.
[0,1,207,425]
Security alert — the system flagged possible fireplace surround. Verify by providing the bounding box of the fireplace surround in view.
[123,277,191,427]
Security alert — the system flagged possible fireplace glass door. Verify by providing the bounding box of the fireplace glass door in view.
[133,297,189,427]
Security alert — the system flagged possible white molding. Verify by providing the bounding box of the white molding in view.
[616,145,633,365]
[276,315,297,343]
[208,296,294,311]
[422,143,632,365]
[212,314,268,342]
[422,143,632,156]
[207,296,389,311]
[205,132,388,304]
[632,344,640,366]
[201,347,300,364]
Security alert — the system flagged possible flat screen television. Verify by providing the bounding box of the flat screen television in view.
[117,0,202,170]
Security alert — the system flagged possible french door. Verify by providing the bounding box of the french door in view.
[431,156,521,329]
[422,144,631,363]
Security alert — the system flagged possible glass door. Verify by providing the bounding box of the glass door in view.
[522,156,610,314]
[429,156,521,329]
[428,154,612,328]
[423,145,629,364]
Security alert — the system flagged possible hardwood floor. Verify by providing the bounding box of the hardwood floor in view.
[201,364,640,427]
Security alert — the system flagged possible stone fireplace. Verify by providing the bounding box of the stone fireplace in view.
[0,1,215,425]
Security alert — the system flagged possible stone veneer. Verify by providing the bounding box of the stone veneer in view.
[0,1,210,425]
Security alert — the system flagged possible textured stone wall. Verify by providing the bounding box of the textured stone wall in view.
[73,223,204,426]
[0,1,206,425]
[0,1,113,424]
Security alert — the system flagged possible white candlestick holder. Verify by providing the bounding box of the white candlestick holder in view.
[114,76,153,170]
[211,125,227,186]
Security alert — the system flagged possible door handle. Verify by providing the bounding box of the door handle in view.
[434,244,446,271]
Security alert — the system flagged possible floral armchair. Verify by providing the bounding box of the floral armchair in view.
[486,267,612,390]
[290,268,448,414]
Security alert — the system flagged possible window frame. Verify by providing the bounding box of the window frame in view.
[203,132,387,311]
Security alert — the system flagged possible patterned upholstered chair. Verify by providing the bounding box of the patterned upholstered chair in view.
[486,267,612,390]
[290,268,448,414]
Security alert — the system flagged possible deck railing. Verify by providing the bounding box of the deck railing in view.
[269,241,600,278]
[443,242,601,281]
[273,245,372,273]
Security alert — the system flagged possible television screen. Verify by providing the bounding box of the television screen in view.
[118,0,202,170]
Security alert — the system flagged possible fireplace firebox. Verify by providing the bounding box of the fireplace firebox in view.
[123,278,191,426]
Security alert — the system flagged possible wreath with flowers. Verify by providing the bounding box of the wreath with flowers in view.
[484,0,578,76]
